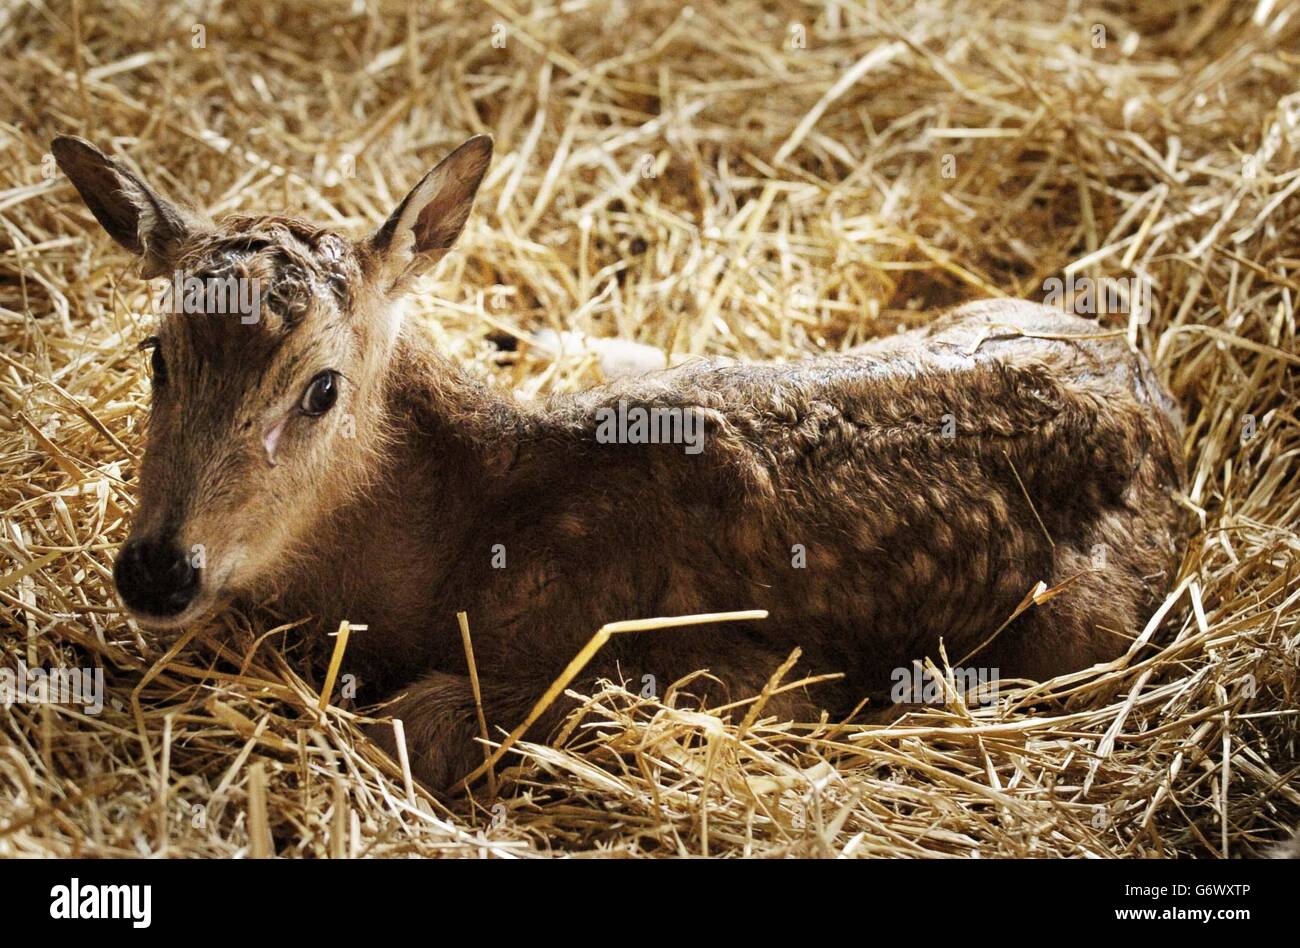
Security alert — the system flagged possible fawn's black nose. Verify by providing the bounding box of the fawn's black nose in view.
[114,536,199,617]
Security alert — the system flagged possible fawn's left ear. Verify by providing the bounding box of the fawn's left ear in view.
[52,136,200,279]
[368,135,493,292]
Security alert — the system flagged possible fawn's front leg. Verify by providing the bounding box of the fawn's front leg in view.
[364,671,558,790]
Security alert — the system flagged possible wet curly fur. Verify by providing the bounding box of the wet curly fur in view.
[340,299,1185,787]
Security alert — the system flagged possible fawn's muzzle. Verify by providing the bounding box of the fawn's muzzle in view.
[114,536,200,618]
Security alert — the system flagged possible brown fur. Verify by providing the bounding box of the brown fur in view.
[54,135,1185,789]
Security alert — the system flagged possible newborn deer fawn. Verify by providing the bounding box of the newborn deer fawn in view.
[54,135,1184,789]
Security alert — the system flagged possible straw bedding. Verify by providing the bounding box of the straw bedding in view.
[1,0,1297,857]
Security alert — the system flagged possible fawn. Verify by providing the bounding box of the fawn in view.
[53,135,1185,789]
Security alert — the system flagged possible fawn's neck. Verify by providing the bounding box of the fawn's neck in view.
[278,328,529,675]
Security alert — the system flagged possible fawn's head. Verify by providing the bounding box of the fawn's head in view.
[53,135,493,628]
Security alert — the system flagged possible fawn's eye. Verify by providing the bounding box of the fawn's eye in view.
[151,347,167,386]
[140,337,167,387]
[300,370,339,416]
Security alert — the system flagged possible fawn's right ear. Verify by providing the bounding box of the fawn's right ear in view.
[367,135,493,293]
[52,136,198,278]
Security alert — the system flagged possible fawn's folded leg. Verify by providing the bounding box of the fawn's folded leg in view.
[364,670,560,790]
[365,634,854,789]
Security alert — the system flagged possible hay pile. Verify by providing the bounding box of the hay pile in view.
[2,0,1298,858]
